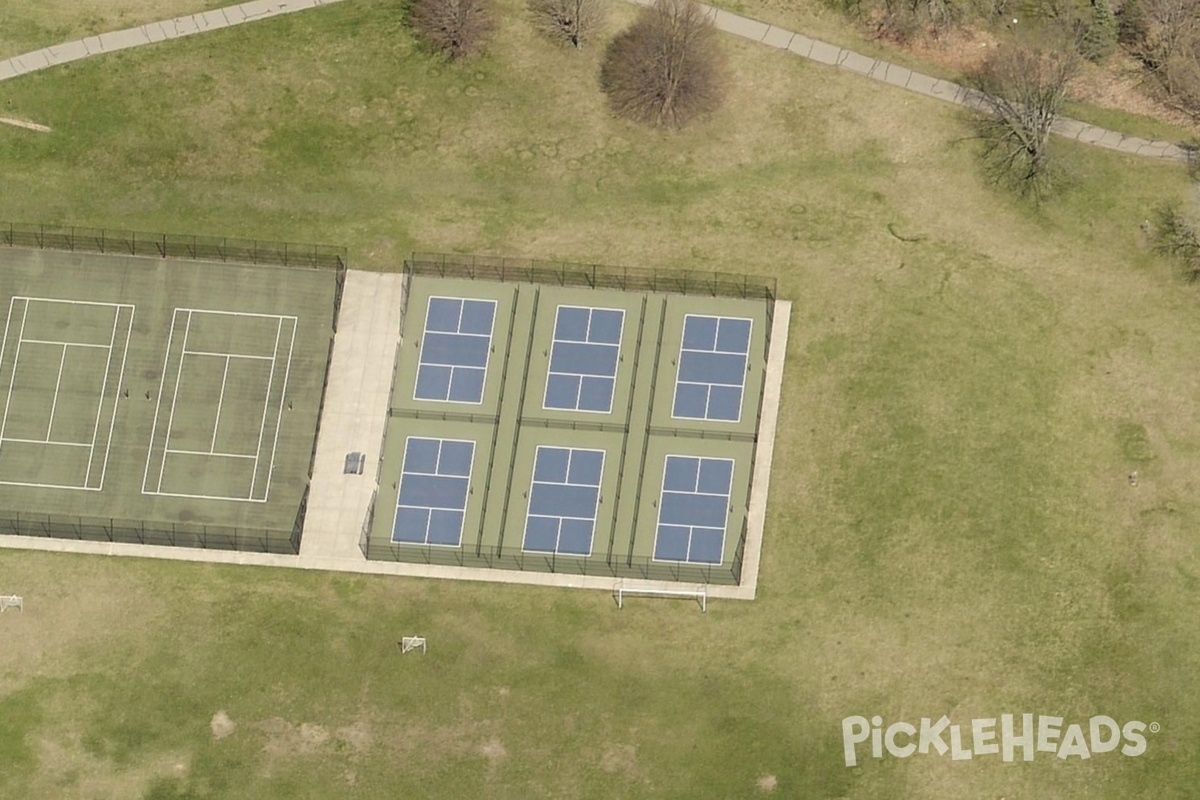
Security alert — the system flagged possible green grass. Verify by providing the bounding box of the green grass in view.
[0,0,1199,797]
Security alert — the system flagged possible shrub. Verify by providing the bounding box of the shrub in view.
[1150,203,1200,281]
[410,0,496,60]
[531,0,605,47]
[599,0,726,127]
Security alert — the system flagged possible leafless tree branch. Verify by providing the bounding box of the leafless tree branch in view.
[599,0,726,128]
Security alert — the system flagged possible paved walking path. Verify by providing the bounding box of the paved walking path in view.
[629,0,1191,162]
[298,271,405,561]
[0,0,348,83]
[0,0,1189,161]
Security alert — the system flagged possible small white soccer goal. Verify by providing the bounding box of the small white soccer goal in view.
[0,595,23,613]
[400,636,427,654]
[615,585,707,612]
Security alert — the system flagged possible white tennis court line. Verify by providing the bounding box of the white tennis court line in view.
[247,318,283,501]
[173,307,294,319]
[144,308,297,503]
[21,339,109,349]
[83,309,122,471]
[1,437,89,447]
[251,316,297,502]
[413,295,497,406]
[165,448,256,459]
[153,309,195,492]
[0,297,30,449]
[521,446,606,558]
[142,308,185,494]
[211,355,232,453]
[392,436,477,548]
[651,455,736,566]
[0,297,135,491]
[542,305,626,415]
[183,349,273,361]
[44,345,68,442]
[669,314,755,425]
[88,305,135,490]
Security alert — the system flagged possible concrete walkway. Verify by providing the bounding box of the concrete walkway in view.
[0,274,789,603]
[298,271,405,561]
[628,0,1191,162]
[0,0,348,83]
[0,0,1189,161]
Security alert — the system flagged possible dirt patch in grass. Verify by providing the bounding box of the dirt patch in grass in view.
[210,711,237,740]
[756,774,778,792]
[255,718,331,756]
[478,736,506,763]
[30,731,189,797]
[599,743,637,776]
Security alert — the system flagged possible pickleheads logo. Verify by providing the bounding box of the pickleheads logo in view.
[842,715,1159,767]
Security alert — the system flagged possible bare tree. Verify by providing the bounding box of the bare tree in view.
[599,0,725,127]
[410,0,496,60]
[531,0,605,47]
[967,45,1080,197]
[1126,0,1200,115]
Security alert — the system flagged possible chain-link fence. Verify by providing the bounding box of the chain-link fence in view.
[1,222,347,270]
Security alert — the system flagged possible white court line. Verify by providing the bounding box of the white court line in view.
[259,318,297,502]
[21,339,109,349]
[0,480,101,491]
[651,455,736,566]
[248,318,284,501]
[44,344,68,442]
[393,436,477,547]
[145,310,297,502]
[97,306,135,490]
[0,298,30,446]
[184,349,273,361]
[520,446,606,558]
[210,355,231,453]
[173,307,296,319]
[669,314,754,425]
[165,448,256,459]
[250,316,298,502]
[135,490,256,502]
[142,309,182,493]
[0,298,23,454]
[414,296,498,406]
[0,299,135,491]
[85,307,123,488]
[542,305,626,415]
[14,297,128,308]
[0,437,89,447]
[156,309,193,492]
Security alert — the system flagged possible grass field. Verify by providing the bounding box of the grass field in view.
[0,247,338,552]
[0,0,1199,797]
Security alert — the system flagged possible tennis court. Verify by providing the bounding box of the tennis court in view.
[0,244,341,553]
[362,258,776,585]
[0,297,134,490]
[142,308,297,502]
